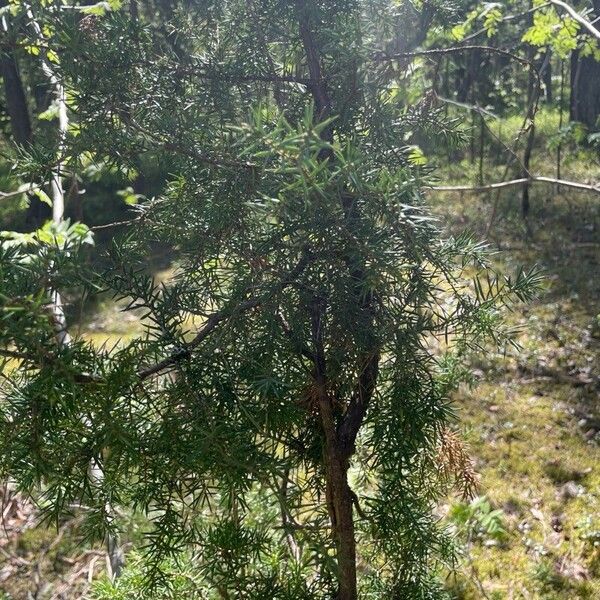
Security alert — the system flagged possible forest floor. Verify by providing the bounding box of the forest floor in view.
[1,148,599,599]
[434,178,600,599]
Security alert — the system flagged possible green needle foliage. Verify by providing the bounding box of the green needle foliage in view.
[0,1,542,598]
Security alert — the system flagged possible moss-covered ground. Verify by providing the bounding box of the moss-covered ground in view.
[435,159,600,598]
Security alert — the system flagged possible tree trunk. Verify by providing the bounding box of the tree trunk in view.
[569,1,600,129]
[570,51,600,129]
[543,50,552,103]
[311,292,358,600]
[521,4,542,220]
[324,449,356,600]
[522,59,536,218]
[456,48,481,103]
[298,6,380,598]
[1,17,51,227]
[0,51,32,145]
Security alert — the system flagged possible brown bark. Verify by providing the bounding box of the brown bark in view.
[570,50,600,129]
[297,5,359,596]
[521,58,536,218]
[1,50,32,145]
[324,450,357,600]
[297,6,380,598]
[521,5,546,220]
[310,298,357,600]
[456,48,482,104]
[542,50,552,103]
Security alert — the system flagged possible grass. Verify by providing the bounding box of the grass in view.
[433,157,600,598]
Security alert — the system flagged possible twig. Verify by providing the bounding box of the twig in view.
[435,95,497,118]
[128,120,256,170]
[175,65,314,86]
[90,217,140,231]
[549,0,600,41]
[379,45,540,81]
[0,184,39,200]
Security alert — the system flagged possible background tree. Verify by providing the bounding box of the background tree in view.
[0,0,53,226]
[569,0,600,129]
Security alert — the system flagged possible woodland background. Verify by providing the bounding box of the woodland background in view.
[1,0,600,599]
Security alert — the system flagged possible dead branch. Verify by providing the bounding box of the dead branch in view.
[428,176,600,194]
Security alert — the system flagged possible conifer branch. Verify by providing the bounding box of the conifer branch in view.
[175,65,315,86]
[127,120,257,170]
[137,252,312,380]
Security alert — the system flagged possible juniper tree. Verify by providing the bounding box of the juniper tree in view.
[0,1,541,598]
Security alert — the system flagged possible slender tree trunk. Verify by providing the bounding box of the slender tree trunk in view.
[569,1,600,129]
[0,28,51,226]
[129,0,138,21]
[297,5,370,598]
[543,49,552,103]
[521,5,541,220]
[325,455,356,600]
[521,134,534,218]
[457,48,481,103]
[569,49,581,122]
[28,6,125,577]
[317,378,357,600]
[0,50,32,145]
[557,59,565,190]
[309,289,359,600]
[569,50,600,129]
[470,107,476,165]
[478,114,485,185]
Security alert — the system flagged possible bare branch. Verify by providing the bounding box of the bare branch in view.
[0,184,39,200]
[428,176,600,194]
[0,349,29,361]
[175,65,314,86]
[275,310,316,364]
[435,96,497,118]
[337,352,380,458]
[549,0,600,41]
[90,218,140,231]
[378,45,540,79]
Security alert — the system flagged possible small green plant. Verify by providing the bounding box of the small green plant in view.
[533,559,567,593]
[578,516,600,550]
[448,496,508,544]
[90,552,203,600]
